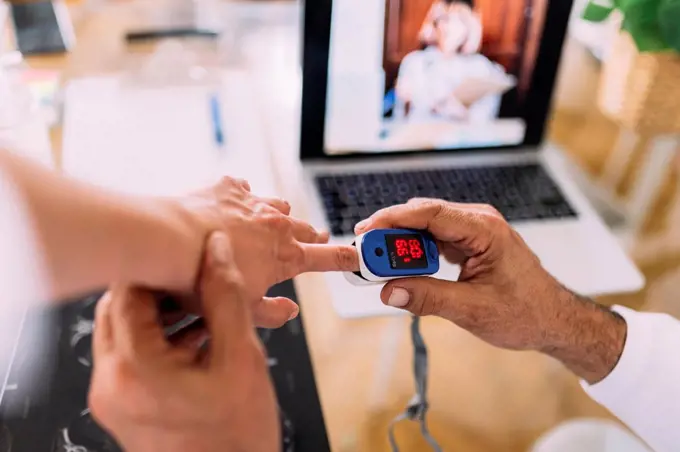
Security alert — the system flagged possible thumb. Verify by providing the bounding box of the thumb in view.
[252,297,299,329]
[380,277,476,317]
[199,232,254,368]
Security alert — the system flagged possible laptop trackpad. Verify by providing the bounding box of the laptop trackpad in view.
[516,220,644,297]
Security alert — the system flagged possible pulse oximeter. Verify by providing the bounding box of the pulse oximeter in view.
[344,228,440,285]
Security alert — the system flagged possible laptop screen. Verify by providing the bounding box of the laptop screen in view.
[322,0,553,156]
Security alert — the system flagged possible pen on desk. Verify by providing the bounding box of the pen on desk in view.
[125,29,219,43]
[210,94,225,147]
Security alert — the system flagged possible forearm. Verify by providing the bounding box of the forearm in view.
[540,290,627,384]
[0,150,203,301]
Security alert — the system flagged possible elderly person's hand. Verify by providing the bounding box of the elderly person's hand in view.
[89,233,280,452]
[355,199,627,384]
[172,176,359,326]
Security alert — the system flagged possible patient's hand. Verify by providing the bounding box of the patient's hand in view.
[175,176,359,326]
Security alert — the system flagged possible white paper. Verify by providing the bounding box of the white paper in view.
[62,71,277,198]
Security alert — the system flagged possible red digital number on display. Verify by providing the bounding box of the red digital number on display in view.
[395,239,409,257]
[394,238,424,263]
[408,239,424,259]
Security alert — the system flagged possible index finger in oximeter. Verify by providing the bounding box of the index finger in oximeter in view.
[344,229,439,285]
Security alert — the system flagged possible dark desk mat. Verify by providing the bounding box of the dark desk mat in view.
[0,280,330,452]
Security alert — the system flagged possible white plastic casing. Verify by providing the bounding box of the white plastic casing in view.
[343,232,415,286]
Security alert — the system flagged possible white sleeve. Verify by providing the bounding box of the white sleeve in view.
[465,57,504,121]
[0,167,49,392]
[582,305,680,452]
[395,54,418,99]
[468,94,502,121]
[394,53,419,120]
[0,167,48,303]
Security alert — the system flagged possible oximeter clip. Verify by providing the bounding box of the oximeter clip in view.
[344,228,439,286]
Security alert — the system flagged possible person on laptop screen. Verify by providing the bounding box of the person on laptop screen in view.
[324,0,528,152]
[394,0,513,123]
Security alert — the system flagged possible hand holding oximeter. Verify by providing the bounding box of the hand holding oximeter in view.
[344,228,439,285]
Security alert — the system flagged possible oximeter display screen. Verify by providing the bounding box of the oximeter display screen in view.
[385,234,428,269]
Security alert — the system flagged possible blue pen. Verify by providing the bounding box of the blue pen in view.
[210,94,225,147]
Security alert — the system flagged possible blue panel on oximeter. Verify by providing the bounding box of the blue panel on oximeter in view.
[360,229,439,278]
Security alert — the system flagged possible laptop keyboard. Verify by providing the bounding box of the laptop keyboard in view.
[314,164,577,236]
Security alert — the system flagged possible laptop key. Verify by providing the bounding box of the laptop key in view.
[315,164,577,236]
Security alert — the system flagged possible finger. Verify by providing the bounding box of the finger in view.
[301,244,360,272]
[380,277,476,318]
[213,176,251,198]
[92,292,115,359]
[168,320,209,350]
[237,178,251,192]
[199,232,255,368]
[317,230,330,244]
[290,218,327,244]
[260,197,291,215]
[173,329,210,353]
[165,317,210,366]
[438,241,467,265]
[357,199,500,232]
[221,176,251,192]
[108,286,169,358]
[252,297,299,329]
[408,199,502,218]
[354,200,495,256]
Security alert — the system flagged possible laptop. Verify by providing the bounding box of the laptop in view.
[298,0,644,318]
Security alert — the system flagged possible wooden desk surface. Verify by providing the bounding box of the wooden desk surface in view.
[32,3,626,451]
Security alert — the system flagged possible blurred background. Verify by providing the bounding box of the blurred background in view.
[1,0,680,451]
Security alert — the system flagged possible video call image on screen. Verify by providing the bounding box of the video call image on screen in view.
[324,0,548,154]
[385,234,428,269]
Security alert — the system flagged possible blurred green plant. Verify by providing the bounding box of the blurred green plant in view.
[582,0,680,53]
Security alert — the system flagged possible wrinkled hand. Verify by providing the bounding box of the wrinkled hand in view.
[89,233,279,452]
[175,176,358,327]
[356,199,627,383]
[356,198,559,350]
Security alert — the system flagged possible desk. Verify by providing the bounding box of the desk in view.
[33,2,617,451]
